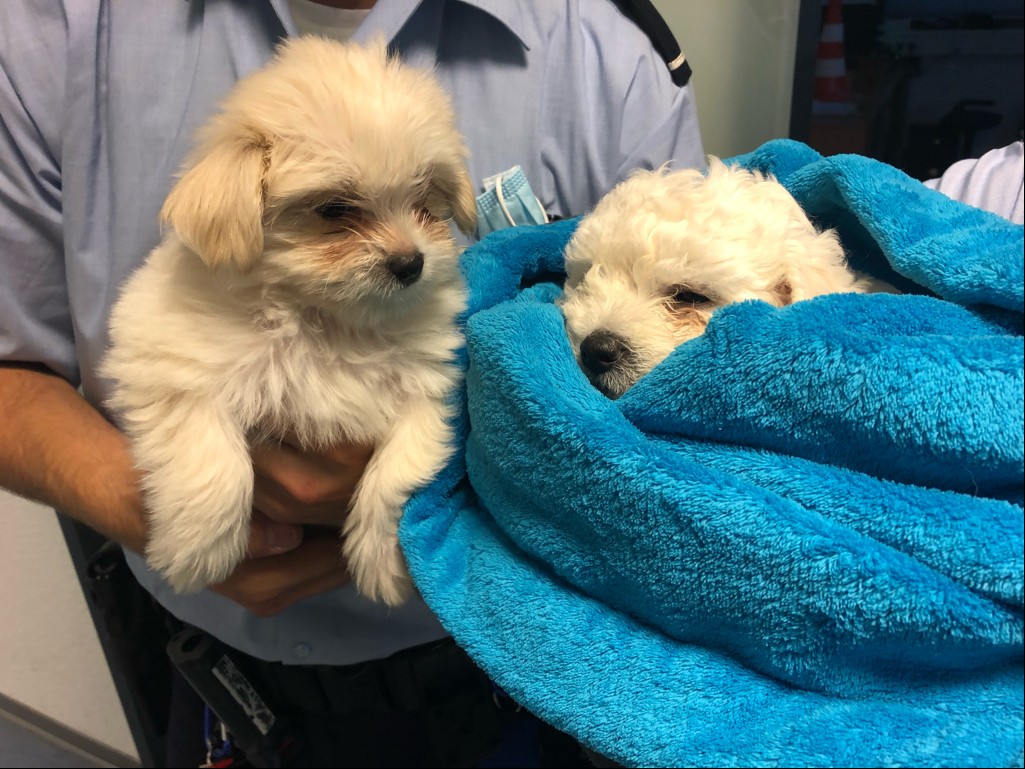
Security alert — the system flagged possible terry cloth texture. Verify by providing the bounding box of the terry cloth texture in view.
[399,139,1025,768]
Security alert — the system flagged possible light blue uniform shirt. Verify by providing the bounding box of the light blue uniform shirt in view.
[0,0,704,664]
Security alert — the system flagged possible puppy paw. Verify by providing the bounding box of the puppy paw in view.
[146,521,250,594]
[343,526,413,607]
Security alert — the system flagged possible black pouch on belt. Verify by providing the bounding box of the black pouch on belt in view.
[169,628,506,768]
[167,626,302,768]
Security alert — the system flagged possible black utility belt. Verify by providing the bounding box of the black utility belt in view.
[167,626,501,767]
[257,637,490,716]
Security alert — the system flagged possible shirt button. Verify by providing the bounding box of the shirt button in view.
[292,642,312,661]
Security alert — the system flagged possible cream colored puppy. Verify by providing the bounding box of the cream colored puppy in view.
[560,159,893,398]
[101,37,476,606]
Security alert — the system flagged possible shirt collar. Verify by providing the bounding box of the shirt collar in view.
[269,0,536,50]
[457,0,536,50]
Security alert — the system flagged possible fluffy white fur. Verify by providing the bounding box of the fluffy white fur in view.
[560,159,894,398]
[101,37,477,606]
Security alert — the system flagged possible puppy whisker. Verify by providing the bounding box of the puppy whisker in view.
[327,225,362,238]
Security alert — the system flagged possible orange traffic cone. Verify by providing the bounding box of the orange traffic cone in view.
[812,0,855,115]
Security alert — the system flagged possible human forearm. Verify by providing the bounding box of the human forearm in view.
[0,365,147,552]
[0,364,371,614]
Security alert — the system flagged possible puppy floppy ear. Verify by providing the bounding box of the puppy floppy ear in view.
[160,137,268,271]
[432,163,478,236]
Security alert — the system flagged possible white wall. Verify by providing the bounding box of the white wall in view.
[654,0,802,159]
[0,490,139,762]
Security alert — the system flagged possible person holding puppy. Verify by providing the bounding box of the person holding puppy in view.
[0,0,704,766]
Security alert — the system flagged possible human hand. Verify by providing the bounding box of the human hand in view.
[0,367,378,616]
[251,438,374,526]
[209,439,375,617]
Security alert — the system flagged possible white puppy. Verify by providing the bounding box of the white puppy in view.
[101,37,476,606]
[560,159,892,398]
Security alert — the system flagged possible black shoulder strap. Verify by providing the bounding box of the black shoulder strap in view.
[609,0,693,87]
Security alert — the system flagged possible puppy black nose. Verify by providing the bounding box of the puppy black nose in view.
[387,250,424,287]
[580,330,629,376]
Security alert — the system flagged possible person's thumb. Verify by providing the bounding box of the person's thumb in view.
[248,511,303,558]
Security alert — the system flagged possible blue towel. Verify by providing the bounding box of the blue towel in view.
[400,140,1024,767]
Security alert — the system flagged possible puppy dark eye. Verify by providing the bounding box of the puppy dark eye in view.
[315,199,358,220]
[416,203,440,223]
[666,285,711,307]
[416,189,449,223]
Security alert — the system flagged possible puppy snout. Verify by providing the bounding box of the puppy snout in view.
[580,330,629,376]
[386,250,424,287]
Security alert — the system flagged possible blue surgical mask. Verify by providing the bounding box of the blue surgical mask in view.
[476,165,549,238]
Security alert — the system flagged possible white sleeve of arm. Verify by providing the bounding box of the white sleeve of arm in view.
[923,141,1024,225]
